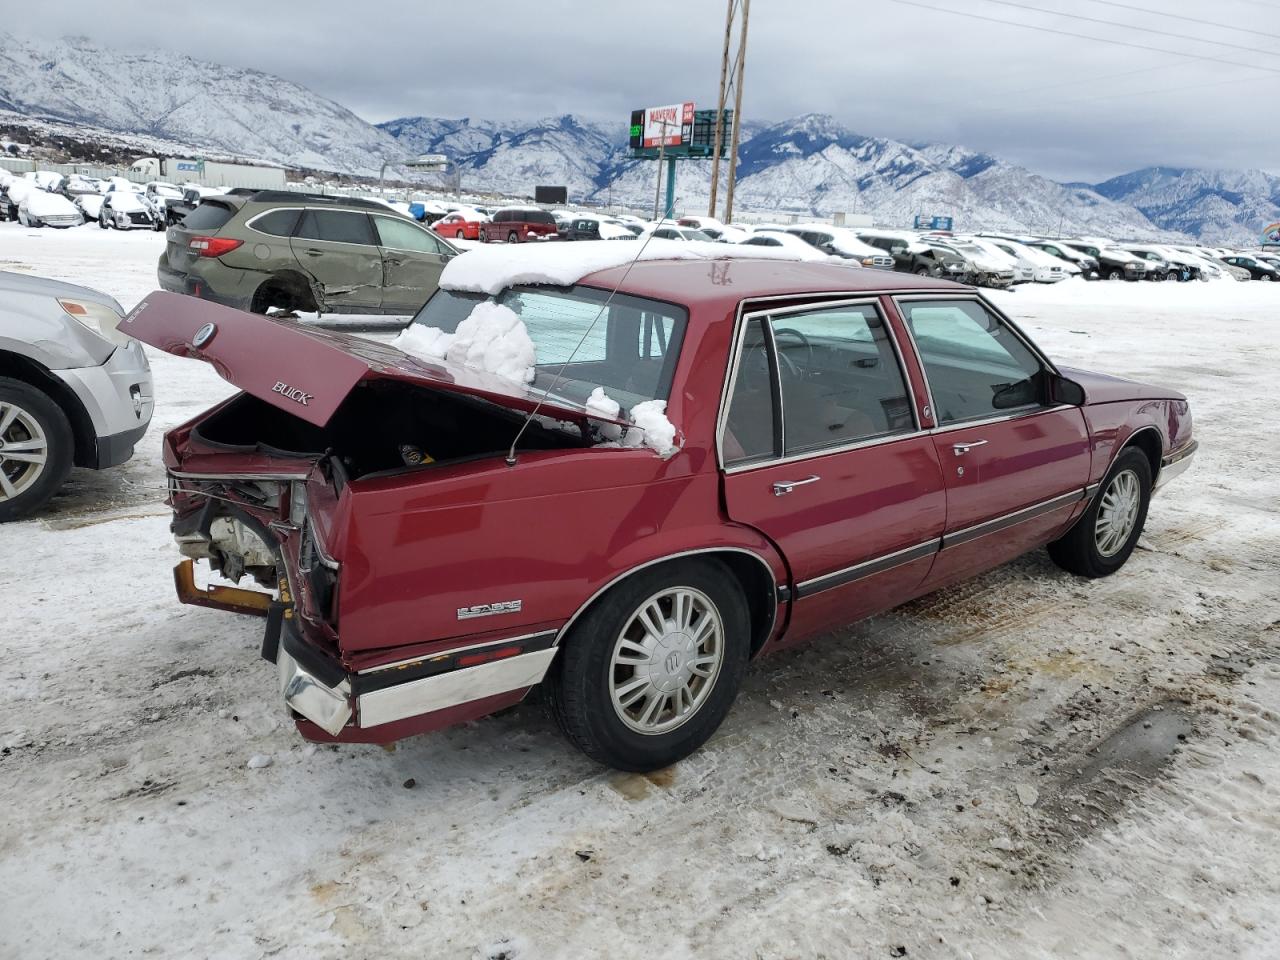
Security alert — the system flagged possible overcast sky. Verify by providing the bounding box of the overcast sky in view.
[19,0,1280,181]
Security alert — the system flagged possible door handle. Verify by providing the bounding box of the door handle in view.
[952,440,988,455]
[772,475,820,496]
[303,248,323,257]
[384,257,404,266]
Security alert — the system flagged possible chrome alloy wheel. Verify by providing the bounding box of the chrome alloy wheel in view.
[0,401,49,502]
[609,587,725,736]
[1095,468,1141,557]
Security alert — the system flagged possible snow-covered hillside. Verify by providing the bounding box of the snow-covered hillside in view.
[383,111,1173,238]
[0,33,408,176]
[1093,167,1280,246]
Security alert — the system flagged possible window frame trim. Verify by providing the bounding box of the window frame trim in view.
[244,206,304,239]
[372,214,458,257]
[890,292,1063,430]
[717,296,922,474]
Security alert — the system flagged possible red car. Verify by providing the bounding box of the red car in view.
[431,211,484,241]
[477,207,558,243]
[124,260,1195,771]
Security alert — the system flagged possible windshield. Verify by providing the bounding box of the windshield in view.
[409,285,688,412]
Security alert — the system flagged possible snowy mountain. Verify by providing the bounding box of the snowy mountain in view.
[381,111,1174,239]
[1092,167,1280,246]
[0,33,408,176]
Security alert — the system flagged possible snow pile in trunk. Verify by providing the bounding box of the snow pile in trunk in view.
[585,387,622,440]
[440,237,838,296]
[622,400,678,458]
[393,301,537,384]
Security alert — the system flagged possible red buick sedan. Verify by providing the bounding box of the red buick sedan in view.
[125,259,1195,771]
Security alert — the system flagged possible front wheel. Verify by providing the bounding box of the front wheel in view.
[1261,274,1273,282]
[0,378,74,522]
[547,559,750,771]
[1107,269,1124,281]
[1048,448,1152,578]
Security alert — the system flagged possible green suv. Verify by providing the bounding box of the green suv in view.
[157,191,460,315]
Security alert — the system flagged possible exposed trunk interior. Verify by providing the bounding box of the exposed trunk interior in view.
[193,379,588,479]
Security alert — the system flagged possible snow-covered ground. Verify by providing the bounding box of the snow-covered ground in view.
[2,223,1279,960]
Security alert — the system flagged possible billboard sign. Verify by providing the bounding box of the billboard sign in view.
[1262,221,1280,246]
[914,214,954,231]
[632,102,695,149]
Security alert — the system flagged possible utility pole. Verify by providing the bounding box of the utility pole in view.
[708,0,735,218]
[723,0,750,224]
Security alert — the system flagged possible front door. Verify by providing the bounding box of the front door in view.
[290,209,384,310]
[372,215,454,314]
[720,301,947,645]
[892,296,1091,590]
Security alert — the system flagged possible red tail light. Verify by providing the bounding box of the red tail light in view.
[189,237,243,258]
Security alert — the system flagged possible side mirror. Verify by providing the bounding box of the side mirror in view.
[1051,374,1086,406]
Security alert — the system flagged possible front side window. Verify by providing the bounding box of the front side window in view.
[773,305,914,454]
[409,285,687,410]
[374,216,445,254]
[899,299,1048,425]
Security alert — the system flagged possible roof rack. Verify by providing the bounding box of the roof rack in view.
[246,190,391,211]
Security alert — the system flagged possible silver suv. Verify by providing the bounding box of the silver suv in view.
[0,272,154,521]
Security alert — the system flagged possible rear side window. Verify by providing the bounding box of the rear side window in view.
[296,209,376,245]
[181,201,236,231]
[723,317,778,466]
[250,209,300,237]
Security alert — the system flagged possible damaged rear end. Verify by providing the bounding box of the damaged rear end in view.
[131,292,602,741]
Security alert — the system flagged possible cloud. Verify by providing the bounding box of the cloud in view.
[13,0,1279,181]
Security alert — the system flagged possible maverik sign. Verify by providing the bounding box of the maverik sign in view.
[1262,221,1280,247]
[630,102,695,149]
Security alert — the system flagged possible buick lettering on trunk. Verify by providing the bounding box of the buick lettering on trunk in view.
[126,257,1195,772]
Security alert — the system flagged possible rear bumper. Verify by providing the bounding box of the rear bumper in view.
[272,619,559,740]
[157,258,252,311]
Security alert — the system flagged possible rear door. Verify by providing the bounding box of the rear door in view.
[892,296,1091,590]
[720,301,946,645]
[289,209,383,310]
[371,215,454,314]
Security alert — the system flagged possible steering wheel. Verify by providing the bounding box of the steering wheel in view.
[771,327,813,380]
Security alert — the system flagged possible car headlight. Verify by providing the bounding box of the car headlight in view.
[946,262,965,271]
[58,297,130,347]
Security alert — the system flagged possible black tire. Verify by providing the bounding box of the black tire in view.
[1107,269,1123,281]
[0,378,74,523]
[455,229,465,239]
[914,266,930,276]
[99,214,110,230]
[1048,447,1152,579]
[546,559,750,771]
[507,231,519,244]
[1261,274,1273,282]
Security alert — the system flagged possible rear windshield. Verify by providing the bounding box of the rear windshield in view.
[409,285,688,411]
[181,201,236,231]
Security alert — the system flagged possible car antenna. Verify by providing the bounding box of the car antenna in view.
[504,225,669,466]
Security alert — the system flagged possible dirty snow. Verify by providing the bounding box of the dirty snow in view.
[394,300,537,385]
[439,236,852,295]
[1,226,1280,960]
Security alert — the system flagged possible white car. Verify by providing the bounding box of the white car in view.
[99,190,164,231]
[962,237,1036,284]
[74,193,105,222]
[25,170,64,193]
[981,237,1068,283]
[736,229,839,262]
[784,224,896,269]
[18,190,83,228]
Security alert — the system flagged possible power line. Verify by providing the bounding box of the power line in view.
[976,0,1280,59]
[883,0,1280,76]
[1081,0,1280,43]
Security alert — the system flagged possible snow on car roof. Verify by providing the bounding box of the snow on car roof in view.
[439,237,860,296]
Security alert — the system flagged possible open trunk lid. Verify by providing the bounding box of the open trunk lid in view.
[124,290,624,428]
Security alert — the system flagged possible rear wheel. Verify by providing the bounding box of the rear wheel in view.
[508,231,519,243]
[914,266,930,276]
[250,275,317,315]
[1048,447,1152,578]
[547,559,750,771]
[0,379,74,523]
